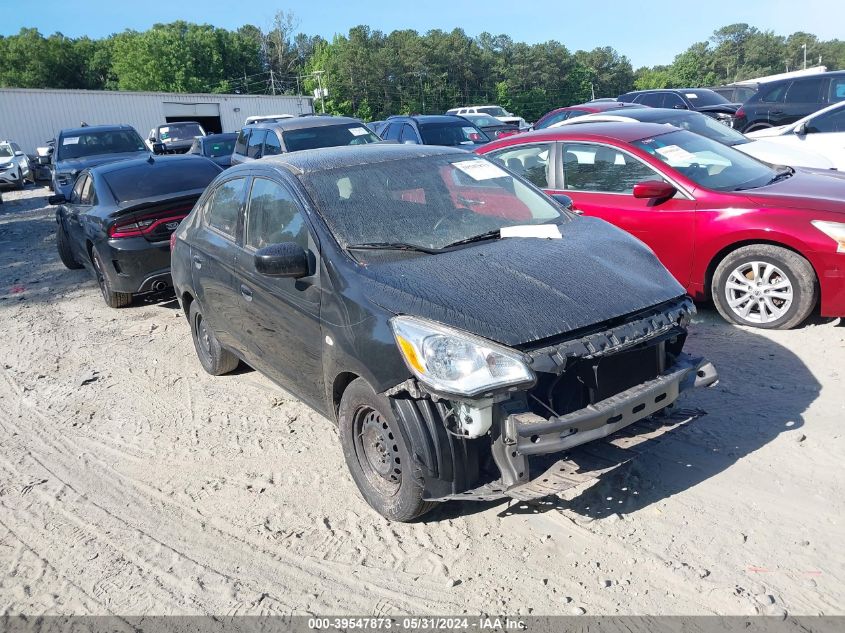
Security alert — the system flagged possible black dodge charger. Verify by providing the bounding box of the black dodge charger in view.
[171,144,717,521]
[51,154,222,307]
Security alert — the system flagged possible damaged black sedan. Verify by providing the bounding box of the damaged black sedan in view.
[171,144,717,521]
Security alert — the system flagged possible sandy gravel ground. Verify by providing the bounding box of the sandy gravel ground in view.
[0,185,843,617]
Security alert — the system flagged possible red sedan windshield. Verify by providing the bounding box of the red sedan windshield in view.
[633,129,778,192]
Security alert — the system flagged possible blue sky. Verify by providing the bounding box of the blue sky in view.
[3,0,844,68]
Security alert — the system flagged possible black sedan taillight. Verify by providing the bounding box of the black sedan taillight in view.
[108,205,192,241]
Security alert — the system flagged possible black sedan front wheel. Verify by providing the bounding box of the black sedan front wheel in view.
[91,247,132,308]
[338,378,435,522]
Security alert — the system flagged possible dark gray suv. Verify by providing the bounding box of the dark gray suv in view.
[733,71,845,133]
[230,116,380,166]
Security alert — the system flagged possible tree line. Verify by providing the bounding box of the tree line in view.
[1,15,843,122]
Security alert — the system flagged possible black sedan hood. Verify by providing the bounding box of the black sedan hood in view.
[359,216,686,347]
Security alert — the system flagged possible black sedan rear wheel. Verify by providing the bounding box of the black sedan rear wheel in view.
[56,222,82,270]
[91,247,132,308]
[188,301,239,375]
[338,378,436,522]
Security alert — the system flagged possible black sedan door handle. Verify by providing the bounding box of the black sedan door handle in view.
[240,284,253,302]
[192,255,203,269]
[771,110,784,114]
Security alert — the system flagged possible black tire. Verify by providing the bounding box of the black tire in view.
[711,244,817,330]
[91,247,132,308]
[338,378,437,522]
[13,170,24,190]
[56,222,82,269]
[188,301,239,375]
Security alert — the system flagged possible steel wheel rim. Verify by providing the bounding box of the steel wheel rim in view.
[195,315,213,362]
[92,253,108,299]
[353,406,401,496]
[724,260,793,324]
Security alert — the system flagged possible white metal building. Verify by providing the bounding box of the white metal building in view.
[0,88,314,153]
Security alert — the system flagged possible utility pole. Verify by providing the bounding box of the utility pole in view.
[312,70,326,113]
[413,70,427,113]
[802,43,807,70]
[270,69,276,95]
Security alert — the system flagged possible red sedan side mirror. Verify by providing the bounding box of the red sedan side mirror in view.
[633,180,677,200]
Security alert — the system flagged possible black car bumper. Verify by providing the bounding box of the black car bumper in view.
[100,237,173,294]
[490,353,717,489]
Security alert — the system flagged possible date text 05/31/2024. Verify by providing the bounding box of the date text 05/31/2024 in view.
[307,617,528,630]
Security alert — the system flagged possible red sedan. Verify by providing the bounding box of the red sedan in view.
[476,122,845,329]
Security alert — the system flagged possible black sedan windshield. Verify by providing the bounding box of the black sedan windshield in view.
[633,129,777,192]
[419,122,490,146]
[282,123,380,152]
[160,123,204,143]
[684,89,731,107]
[57,130,147,160]
[300,155,564,251]
[203,137,236,157]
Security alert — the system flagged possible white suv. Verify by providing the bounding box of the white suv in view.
[445,105,528,129]
[0,141,32,189]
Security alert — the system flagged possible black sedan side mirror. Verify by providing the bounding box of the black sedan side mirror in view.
[551,193,574,210]
[48,194,67,205]
[254,242,309,278]
[152,142,166,155]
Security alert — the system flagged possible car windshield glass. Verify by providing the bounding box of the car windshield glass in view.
[476,106,507,116]
[684,90,731,106]
[299,154,565,252]
[57,130,146,160]
[103,160,220,203]
[204,137,236,157]
[463,114,502,127]
[160,123,204,143]
[418,122,490,146]
[0,145,12,157]
[633,129,776,192]
[281,123,380,152]
[646,112,748,145]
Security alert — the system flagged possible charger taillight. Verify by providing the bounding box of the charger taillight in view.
[107,205,192,240]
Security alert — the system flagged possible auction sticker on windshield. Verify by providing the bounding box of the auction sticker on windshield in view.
[453,159,508,181]
[63,137,80,145]
[349,127,369,136]
[655,145,698,165]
